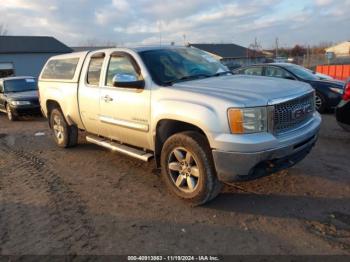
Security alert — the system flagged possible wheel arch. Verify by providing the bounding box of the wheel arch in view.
[46,100,63,127]
[154,119,211,167]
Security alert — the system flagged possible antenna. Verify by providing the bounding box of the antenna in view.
[158,21,162,46]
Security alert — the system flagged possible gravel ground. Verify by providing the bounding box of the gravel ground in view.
[0,113,349,255]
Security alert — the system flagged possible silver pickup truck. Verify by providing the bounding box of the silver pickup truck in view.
[38,46,321,205]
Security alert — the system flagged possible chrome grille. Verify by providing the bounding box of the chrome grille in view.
[273,92,315,134]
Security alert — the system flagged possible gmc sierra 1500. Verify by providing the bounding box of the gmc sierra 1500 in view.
[38,46,321,205]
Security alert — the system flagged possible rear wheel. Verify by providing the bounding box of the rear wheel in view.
[160,131,222,206]
[49,108,78,148]
[315,92,326,113]
[6,104,17,121]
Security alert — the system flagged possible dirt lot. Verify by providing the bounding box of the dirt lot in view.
[0,113,349,255]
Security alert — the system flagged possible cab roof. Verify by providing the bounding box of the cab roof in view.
[47,46,191,60]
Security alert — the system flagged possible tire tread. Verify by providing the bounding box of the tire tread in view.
[50,108,78,148]
[161,131,222,206]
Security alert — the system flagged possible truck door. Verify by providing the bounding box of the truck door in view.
[78,52,106,136]
[99,51,151,149]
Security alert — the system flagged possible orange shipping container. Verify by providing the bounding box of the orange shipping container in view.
[316,64,350,81]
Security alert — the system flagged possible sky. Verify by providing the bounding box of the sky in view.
[0,0,349,48]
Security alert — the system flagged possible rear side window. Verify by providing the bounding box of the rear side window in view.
[240,67,263,76]
[41,58,79,80]
[87,53,105,86]
[265,66,293,79]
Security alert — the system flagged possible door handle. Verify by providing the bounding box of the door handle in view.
[102,95,113,102]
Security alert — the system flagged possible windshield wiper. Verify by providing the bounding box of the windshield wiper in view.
[211,71,232,77]
[163,71,232,86]
[164,74,211,85]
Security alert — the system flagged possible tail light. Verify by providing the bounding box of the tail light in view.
[343,82,350,101]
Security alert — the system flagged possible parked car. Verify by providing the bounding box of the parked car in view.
[336,78,350,131]
[314,72,334,81]
[274,57,288,63]
[0,76,40,121]
[38,46,321,205]
[233,63,344,113]
[304,68,334,80]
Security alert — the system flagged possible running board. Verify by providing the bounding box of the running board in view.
[86,135,153,162]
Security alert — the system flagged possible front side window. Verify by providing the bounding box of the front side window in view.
[265,67,293,79]
[139,48,228,85]
[106,55,140,87]
[4,78,37,93]
[87,54,105,86]
[41,58,79,80]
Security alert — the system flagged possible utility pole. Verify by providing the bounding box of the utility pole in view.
[0,23,8,36]
[275,37,279,58]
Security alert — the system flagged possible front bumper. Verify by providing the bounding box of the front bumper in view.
[10,105,41,116]
[211,114,321,182]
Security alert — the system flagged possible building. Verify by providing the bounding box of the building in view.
[325,41,350,57]
[0,36,72,78]
[189,43,268,69]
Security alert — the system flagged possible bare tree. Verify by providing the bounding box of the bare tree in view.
[247,37,262,58]
[0,23,8,35]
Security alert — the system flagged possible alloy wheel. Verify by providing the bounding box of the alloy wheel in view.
[315,95,322,110]
[53,115,65,144]
[167,147,200,193]
[6,105,13,121]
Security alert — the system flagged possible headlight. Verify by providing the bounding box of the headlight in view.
[10,101,31,106]
[228,107,267,134]
[330,87,343,95]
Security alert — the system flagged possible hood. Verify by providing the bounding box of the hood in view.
[172,75,312,107]
[5,90,39,101]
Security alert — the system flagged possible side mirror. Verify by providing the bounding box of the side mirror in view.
[112,73,145,89]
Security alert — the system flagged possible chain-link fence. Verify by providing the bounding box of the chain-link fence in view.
[294,54,350,70]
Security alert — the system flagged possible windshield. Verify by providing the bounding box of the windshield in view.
[284,64,318,81]
[139,47,229,85]
[4,78,37,93]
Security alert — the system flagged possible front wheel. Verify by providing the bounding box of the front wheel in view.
[160,131,222,206]
[6,104,17,121]
[49,108,78,148]
[315,92,326,113]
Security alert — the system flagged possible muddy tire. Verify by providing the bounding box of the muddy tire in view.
[6,104,17,121]
[49,108,78,148]
[160,131,222,206]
